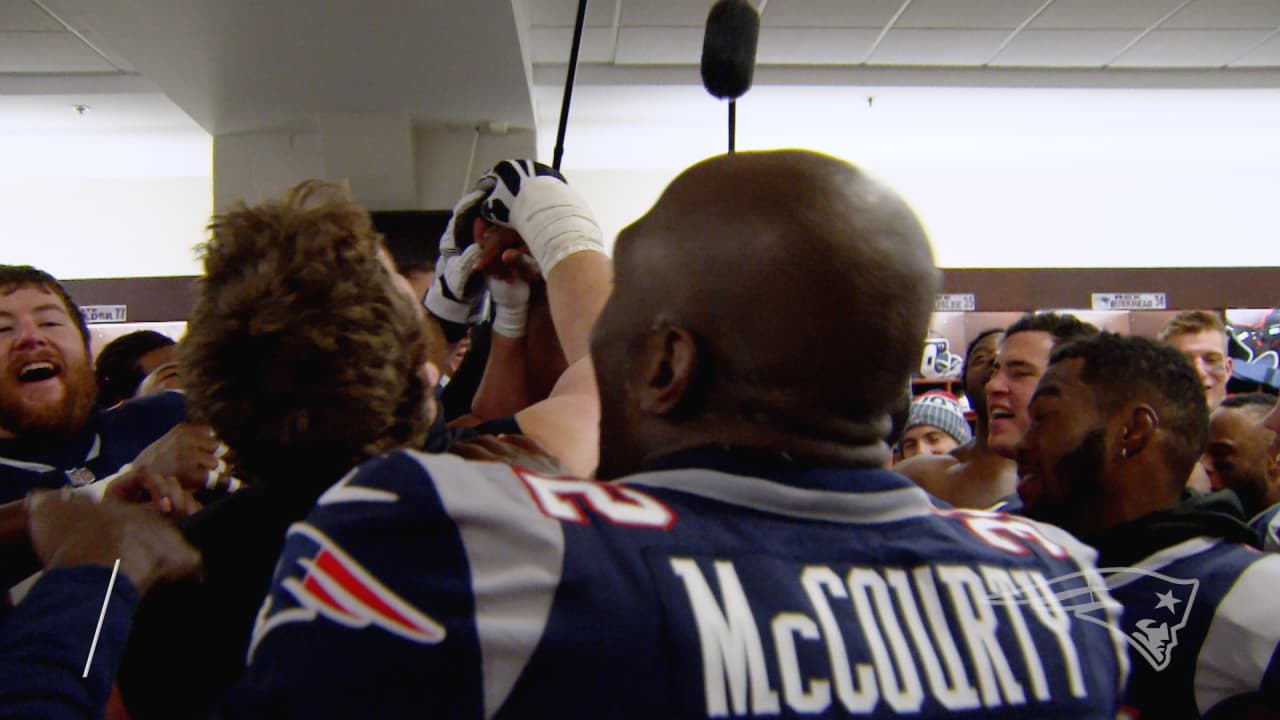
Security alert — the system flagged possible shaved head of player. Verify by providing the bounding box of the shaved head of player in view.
[590,150,937,479]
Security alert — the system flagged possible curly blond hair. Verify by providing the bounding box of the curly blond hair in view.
[181,181,432,489]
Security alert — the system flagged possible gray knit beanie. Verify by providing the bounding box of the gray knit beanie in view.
[904,391,972,444]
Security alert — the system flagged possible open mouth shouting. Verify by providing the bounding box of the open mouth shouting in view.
[989,405,1018,429]
[18,360,60,383]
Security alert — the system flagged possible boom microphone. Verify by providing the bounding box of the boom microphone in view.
[700,0,760,101]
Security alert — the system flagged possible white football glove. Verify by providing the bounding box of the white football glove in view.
[424,186,490,328]
[479,159,605,276]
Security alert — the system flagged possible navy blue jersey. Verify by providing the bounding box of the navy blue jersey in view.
[988,493,1023,514]
[0,565,139,719]
[117,412,521,720]
[1249,503,1280,553]
[1102,537,1280,717]
[230,450,1127,718]
[0,391,185,504]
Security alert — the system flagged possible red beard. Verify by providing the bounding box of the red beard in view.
[0,360,98,440]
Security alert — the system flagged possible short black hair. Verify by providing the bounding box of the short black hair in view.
[94,330,176,407]
[1050,332,1208,480]
[963,328,1004,372]
[1005,312,1099,348]
[1219,392,1278,411]
[0,265,90,349]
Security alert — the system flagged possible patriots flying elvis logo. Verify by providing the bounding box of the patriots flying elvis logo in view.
[989,565,1198,672]
[1100,567,1198,672]
[248,522,445,662]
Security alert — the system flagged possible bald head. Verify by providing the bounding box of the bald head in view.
[591,150,938,477]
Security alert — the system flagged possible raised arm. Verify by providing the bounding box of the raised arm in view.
[475,160,612,476]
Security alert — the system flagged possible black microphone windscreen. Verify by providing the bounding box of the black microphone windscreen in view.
[701,0,759,100]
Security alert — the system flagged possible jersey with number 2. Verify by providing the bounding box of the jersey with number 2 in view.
[232,450,1129,719]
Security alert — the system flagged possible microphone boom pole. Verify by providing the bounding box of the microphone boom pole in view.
[552,0,588,171]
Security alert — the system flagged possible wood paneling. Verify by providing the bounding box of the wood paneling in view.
[940,267,1280,311]
[58,266,1280,324]
[61,276,197,323]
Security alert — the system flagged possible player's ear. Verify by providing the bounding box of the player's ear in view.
[1121,403,1158,459]
[420,360,441,391]
[631,325,698,416]
[1265,443,1280,484]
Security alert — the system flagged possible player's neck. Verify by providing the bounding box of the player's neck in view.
[646,422,891,471]
[971,419,991,450]
[1076,471,1179,536]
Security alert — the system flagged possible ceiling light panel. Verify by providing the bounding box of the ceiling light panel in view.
[1029,0,1191,30]
[894,0,1048,29]
[1114,29,1273,66]
[869,28,1012,64]
[991,29,1142,66]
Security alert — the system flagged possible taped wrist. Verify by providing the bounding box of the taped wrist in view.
[492,302,528,339]
[487,278,530,339]
[509,177,605,275]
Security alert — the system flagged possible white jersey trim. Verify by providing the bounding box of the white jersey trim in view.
[408,451,565,720]
[1194,553,1280,715]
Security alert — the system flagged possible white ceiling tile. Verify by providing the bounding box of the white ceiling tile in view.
[0,0,60,31]
[1163,0,1280,29]
[1029,0,1189,29]
[530,26,617,64]
[868,28,1011,64]
[895,0,1046,29]
[614,26,704,64]
[525,0,618,27]
[990,29,1141,66]
[1228,31,1280,65]
[756,27,881,64]
[621,0,716,27]
[0,31,115,72]
[760,0,907,28]
[1113,29,1272,66]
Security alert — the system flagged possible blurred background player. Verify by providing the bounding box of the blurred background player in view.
[894,327,1016,508]
[1159,310,1240,495]
[896,391,971,460]
[1203,393,1280,520]
[94,330,178,409]
[1260,394,1280,551]
[1159,310,1235,411]
[1204,392,1280,551]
